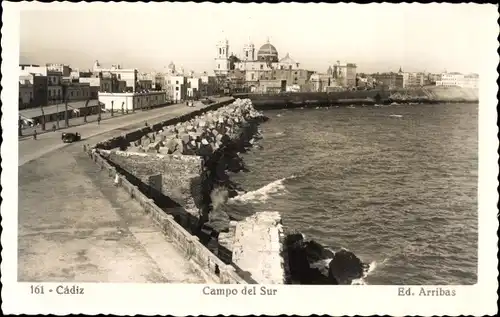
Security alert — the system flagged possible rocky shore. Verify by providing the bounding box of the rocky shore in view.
[238,86,479,110]
[99,98,368,284]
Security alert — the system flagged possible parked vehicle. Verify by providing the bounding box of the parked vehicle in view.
[62,132,82,143]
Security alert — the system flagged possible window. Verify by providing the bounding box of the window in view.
[175,87,179,91]
[289,66,292,70]
[251,73,255,80]
[218,64,220,69]
[48,90,51,97]
[71,91,74,97]
[176,80,179,84]
[219,48,222,55]
[260,64,263,70]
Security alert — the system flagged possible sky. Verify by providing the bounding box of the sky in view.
[19,3,497,74]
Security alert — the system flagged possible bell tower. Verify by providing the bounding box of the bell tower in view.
[243,37,255,61]
[215,39,230,75]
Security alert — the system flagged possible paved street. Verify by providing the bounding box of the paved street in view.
[19,99,230,167]
[18,98,231,282]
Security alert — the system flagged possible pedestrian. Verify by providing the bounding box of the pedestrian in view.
[52,124,56,132]
[33,129,37,140]
[97,116,101,126]
[145,121,149,127]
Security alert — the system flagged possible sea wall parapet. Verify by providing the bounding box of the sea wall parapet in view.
[98,150,204,228]
[90,98,268,283]
[230,211,287,284]
[87,148,247,284]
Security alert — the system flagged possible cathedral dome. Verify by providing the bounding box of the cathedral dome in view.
[257,41,279,63]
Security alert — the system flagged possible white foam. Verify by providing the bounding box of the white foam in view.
[229,175,295,204]
[351,260,379,285]
[389,114,403,118]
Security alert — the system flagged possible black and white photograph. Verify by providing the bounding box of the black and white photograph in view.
[1,2,498,316]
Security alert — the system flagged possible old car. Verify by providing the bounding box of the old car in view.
[62,132,82,143]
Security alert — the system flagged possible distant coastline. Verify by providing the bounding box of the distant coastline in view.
[236,86,479,110]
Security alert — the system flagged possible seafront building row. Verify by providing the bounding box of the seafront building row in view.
[18,38,479,126]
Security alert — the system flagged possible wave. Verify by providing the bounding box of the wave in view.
[229,175,296,204]
[389,114,403,118]
[308,247,380,285]
[351,260,378,285]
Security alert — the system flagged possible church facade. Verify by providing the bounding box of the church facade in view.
[214,38,312,92]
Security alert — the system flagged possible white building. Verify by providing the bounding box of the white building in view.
[98,91,167,112]
[165,74,187,102]
[436,72,479,89]
[331,61,357,88]
[19,64,47,76]
[93,61,138,91]
[187,77,202,98]
[46,63,71,76]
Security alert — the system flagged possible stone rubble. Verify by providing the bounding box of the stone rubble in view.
[126,99,265,156]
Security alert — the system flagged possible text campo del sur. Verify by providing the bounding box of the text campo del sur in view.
[203,286,278,297]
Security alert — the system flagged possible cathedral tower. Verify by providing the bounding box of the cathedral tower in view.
[215,39,230,75]
[243,37,255,61]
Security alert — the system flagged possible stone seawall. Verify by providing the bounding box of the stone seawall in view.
[98,151,204,232]
[88,97,369,285]
[237,86,478,109]
[227,212,288,284]
[87,148,247,284]
[388,86,479,103]
[89,98,279,284]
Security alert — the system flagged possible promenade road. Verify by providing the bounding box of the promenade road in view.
[18,98,232,282]
[19,98,231,167]
[19,110,128,140]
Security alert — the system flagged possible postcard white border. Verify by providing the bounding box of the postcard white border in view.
[2,2,498,315]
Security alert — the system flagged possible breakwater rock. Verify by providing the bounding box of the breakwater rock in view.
[388,86,479,103]
[285,233,368,285]
[236,86,478,110]
[100,98,267,232]
[125,98,267,157]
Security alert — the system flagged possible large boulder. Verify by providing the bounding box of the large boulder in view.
[328,249,365,285]
[284,233,365,285]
